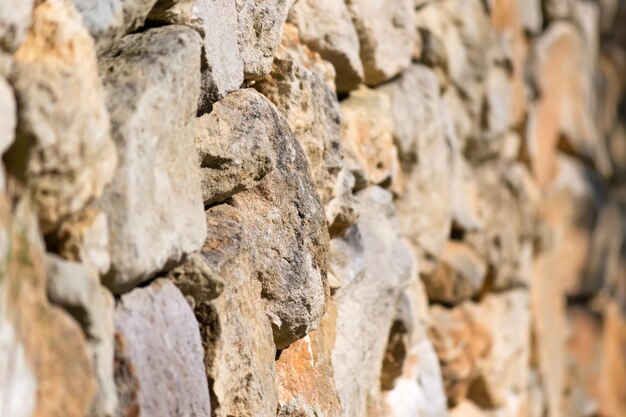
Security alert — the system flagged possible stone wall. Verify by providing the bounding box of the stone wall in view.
[0,0,625,416]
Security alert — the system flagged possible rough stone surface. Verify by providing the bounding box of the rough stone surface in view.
[0,0,34,53]
[6,0,117,233]
[287,0,364,92]
[194,90,274,205]
[98,25,206,292]
[114,279,211,416]
[0,77,15,189]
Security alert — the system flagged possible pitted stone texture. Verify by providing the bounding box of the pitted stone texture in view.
[114,279,211,417]
[340,86,397,189]
[345,0,415,85]
[194,90,274,205]
[332,187,415,417]
[235,0,293,80]
[46,255,117,417]
[383,66,452,273]
[7,0,117,233]
[196,204,277,417]
[98,26,206,292]
[255,25,357,237]
[229,91,329,349]
[0,196,96,417]
[0,0,34,53]
[166,252,225,306]
[287,0,364,92]
[71,0,158,52]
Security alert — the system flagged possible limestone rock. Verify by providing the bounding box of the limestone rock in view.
[422,241,487,305]
[0,196,96,417]
[0,77,15,189]
[340,86,397,188]
[516,0,542,33]
[345,0,415,85]
[327,220,365,291]
[287,0,364,92]
[114,279,211,416]
[543,0,574,21]
[225,90,329,349]
[331,187,415,417]
[255,25,357,237]
[6,0,117,233]
[0,0,34,53]
[70,0,158,52]
[98,25,206,292]
[235,0,293,80]
[194,90,274,205]
[196,204,277,417]
[46,255,117,417]
[166,252,224,306]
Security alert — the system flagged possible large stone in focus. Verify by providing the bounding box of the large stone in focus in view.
[340,86,397,188]
[194,204,277,417]
[0,0,34,53]
[382,65,453,273]
[287,0,364,92]
[6,0,117,233]
[345,0,414,85]
[114,279,211,416]
[228,91,329,349]
[0,196,96,417]
[331,187,415,417]
[194,90,274,205]
[98,26,206,292]
[235,0,292,79]
[46,255,117,417]
[255,24,357,237]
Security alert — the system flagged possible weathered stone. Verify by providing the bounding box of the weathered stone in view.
[340,86,397,188]
[46,255,117,417]
[47,206,111,275]
[542,0,574,22]
[228,90,329,348]
[327,219,365,291]
[194,90,274,205]
[255,24,357,237]
[6,0,117,233]
[235,0,293,80]
[516,0,542,33]
[197,204,277,417]
[332,187,415,417]
[450,155,483,233]
[166,252,224,307]
[383,66,453,273]
[70,0,158,52]
[287,0,364,92]
[345,0,414,85]
[0,0,34,53]
[0,196,96,417]
[114,279,211,416]
[0,77,15,189]
[423,241,487,305]
[98,26,206,292]
[147,0,244,110]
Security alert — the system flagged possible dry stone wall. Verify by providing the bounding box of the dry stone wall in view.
[1,0,625,416]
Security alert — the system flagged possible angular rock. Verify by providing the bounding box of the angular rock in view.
[331,187,415,417]
[70,0,158,52]
[227,90,329,349]
[422,241,487,305]
[255,24,357,237]
[194,90,274,205]
[287,0,364,92]
[196,204,277,417]
[235,0,292,79]
[98,25,206,292]
[345,0,415,85]
[327,220,365,291]
[114,279,211,416]
[166,252,224,306]
[0,196,96,417]
[46,255,117,417]
[0,0,34,53]
[340,86,397,188]
[6,0,117,233]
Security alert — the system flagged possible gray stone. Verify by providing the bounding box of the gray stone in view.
[45,255,117,417]
[166,252,224,306]
[0,77,15,189]
[114,279,211,417]
[7,0,117,233]
[516,0,542,33]
[345,0,415,85]
[194,89,274,205]
[287,0,364,92]
[98,26,206,292]
[0,0,34,53]
[228,91,330,349]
